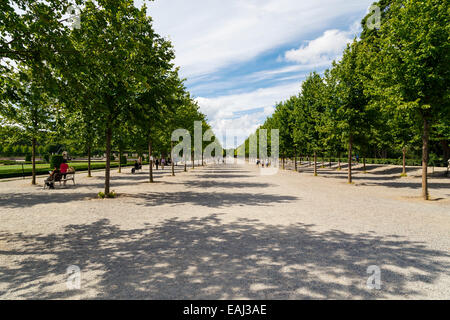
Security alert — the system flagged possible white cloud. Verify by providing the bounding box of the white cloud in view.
[134,0,372,147]
[196,82,301,147]
[284,29,354,65]
[143,0,373,78]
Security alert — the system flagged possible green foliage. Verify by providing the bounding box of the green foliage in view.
[98,191,117,199]
[243,0,448,198]
[0,161,136,179]
[50,155,64,169]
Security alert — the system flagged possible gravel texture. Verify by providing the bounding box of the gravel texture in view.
[0,161,449,299]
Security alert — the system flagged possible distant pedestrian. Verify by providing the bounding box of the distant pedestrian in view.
[155,158,159,170]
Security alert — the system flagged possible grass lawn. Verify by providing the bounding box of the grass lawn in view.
[0,161,138,179]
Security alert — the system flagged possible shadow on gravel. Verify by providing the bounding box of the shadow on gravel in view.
[0,192,97,209]
[124,191,297,208]
[0,169,189,209]
[176,180,277,189]
[1,215,448,299]
[198,174,253,179]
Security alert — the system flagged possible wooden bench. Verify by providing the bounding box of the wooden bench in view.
[60,172,76,185]
[44,170,76,189]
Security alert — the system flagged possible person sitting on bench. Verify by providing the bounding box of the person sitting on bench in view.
[60,160,69,186]
[132,160,140,174]
[45,167,62,189]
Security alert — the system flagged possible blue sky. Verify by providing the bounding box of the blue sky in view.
[140,0,374,147]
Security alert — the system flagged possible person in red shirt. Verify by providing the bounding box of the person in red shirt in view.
[60,160,69,185]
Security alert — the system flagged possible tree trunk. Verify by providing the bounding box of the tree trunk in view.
[87,144,92,177]
[313,151,317,176]
[422,118,430,200]
[171,141,175,176]
[192,151,195,169]
[31,137,36,185]
[118,150,122,173]
[338,151,341,171]
[322,156,324,168]
[294,147,297,172]
[441,140,450,164]
[105,124,112,194]
[282,156,285,170]
[402,147,407,176]
[148,139,154,183]
[348,135,353,184]
[363,157,366,173]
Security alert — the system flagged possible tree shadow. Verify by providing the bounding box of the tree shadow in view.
[199,174,253,179]
[176,180,277,189]
[0,192,97,209]
[123,191,298,208]
[1,216,448,299]
[295,166,450,190]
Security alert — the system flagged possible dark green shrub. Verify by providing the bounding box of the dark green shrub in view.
[25,154,32,162]
[110,155,115,161]
[0,160,16,165]
[43,153,50,163]
[37,145,46,155]
[120,155,127,165]
[50,154,64,169]
[3,145,12,156]
[46,144,63,154]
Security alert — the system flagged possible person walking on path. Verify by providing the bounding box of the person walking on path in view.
[155,158,159,170]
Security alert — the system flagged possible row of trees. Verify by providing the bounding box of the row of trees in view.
[1,0,217,194]
[244,0,449,200]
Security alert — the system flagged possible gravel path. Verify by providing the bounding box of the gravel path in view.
[0,162,449,299]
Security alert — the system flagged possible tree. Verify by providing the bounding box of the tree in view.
[1,66,58,184]
[272,99,295,170]
[64,0,175,193]
[369,0,449,199]
[294,73,326,176]
[331,41,370,183]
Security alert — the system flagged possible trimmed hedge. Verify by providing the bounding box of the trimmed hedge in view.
[0,161,141,179]
[50,154,64,169]
[291,157,447,167]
